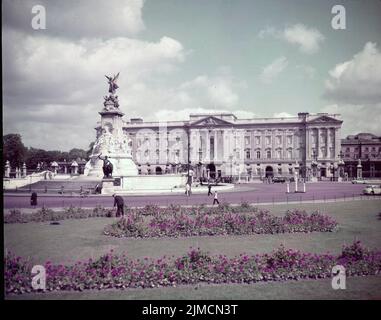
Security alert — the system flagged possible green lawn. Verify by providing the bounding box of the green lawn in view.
[7,276,381,300]
[4,199,381,299]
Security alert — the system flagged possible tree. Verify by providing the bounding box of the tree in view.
[68,148,88,161]
[3,134,27,168]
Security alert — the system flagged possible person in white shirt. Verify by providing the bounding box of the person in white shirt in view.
[213,191,219,205]
[185,183,191,196]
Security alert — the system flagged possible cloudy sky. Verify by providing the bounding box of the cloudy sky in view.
[2,0,381,151]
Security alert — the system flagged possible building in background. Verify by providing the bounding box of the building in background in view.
[109,112,343,182]
[341,133,381,179]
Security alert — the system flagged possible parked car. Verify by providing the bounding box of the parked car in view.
[273,176,286,183]
[352,178,367,184]
[363,185,381,195]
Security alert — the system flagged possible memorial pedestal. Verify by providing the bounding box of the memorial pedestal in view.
[101,178,115,194]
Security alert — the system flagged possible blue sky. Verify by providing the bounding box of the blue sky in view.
[3,0,381,150]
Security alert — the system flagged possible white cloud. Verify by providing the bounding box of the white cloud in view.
[258,24,324,54]
[2,28,186,150]
[259,57,288,84]
[3,30,185,105]
[324,42,381,104]
[273,112,294,118]
[3,25,246,149]
[283,24,324,54]
[321,42,381,136]
[321,104,381,136]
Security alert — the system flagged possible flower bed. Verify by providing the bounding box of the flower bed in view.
[3,203,256,224]
[5,241,381,294]
[103,209,338,238]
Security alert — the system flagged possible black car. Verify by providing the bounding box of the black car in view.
[273,176,286,183]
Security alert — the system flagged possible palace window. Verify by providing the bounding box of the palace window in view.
[287,149,292,159]
[266,150,271,159]
[256,150,261,159]
[246,149,251,160]
[287,135,292,145]
[245,136,250,145]
[276,149,282,159]
[276,135,282,145]
[255,136,261,145]
[266,136,271,145]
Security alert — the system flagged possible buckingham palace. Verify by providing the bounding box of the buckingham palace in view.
[113,111,343,182]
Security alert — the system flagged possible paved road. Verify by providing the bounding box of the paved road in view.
[3,182,373,209]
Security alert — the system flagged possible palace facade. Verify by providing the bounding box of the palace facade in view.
[341,133,381,178]
[101,112,343,181]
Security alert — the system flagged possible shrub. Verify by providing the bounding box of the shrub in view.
[5,241,381,294]
[104,209,338,238]
[4,210,25,224]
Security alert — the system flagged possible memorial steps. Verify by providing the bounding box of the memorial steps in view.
[18,179,100,193]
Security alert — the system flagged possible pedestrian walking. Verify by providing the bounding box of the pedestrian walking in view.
[112,194,125,217]
[185,183,191,196]
[213,191,219,205]
[207,183,212,196]
[30,191,38,207]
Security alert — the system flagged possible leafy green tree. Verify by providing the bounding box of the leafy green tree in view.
[68,148,88,161]
[3,134,27,168]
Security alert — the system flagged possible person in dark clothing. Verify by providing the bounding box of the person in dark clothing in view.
[112,194,125,217]
[207,183,212,196]
[30,191,38,207]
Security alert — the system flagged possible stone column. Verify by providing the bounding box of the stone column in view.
[214,130,218,161]
[205,129,210,162]
[317,128,322,158]
[335,127,341,161]
[22,163,27,177]
[306,128,311,161]
[4,160,10,178]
